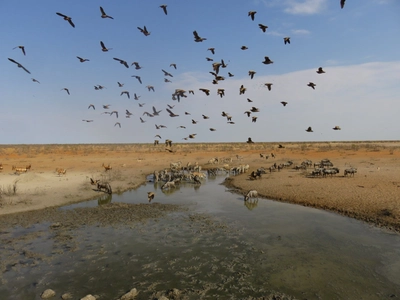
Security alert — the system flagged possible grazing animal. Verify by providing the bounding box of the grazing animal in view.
[55,168,67,176]
[102,163,112,171]
[244,190,258,202]
[12,166,28,174]
[344,168,357,177]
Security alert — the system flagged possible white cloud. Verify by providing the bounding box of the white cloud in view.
[291,29,311,35]
[284,0,327,15]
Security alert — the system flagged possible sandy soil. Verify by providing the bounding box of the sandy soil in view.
[1,142,399,231]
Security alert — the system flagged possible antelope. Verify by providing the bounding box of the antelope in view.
[12,165,27,174]
[56,168,67,176]
[26,164,32,171]
[102,163,112,171]
[148,192,155,202]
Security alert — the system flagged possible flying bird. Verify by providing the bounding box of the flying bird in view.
[160,4,168,15]
[167,108,179,117]
[177,126,186,129]
[131,62,143,70]
[117,82,124,87]
[280,101,288,106]
[113,58,129,68]
[316,67,325,74]
[193,30,206,42]
[252,116,258,123]
[140,117,146,123]
[248,11,257,21]
[217,89,225,98]
[247,98,253,102]
[192,119,198,124]
[162,69,173,77]
[125,110,133,117]
[250,107,260,113]
[152,106,162,115]
[341,0,346,9]
[88,104,95,110]
[333,126,341,130]
[120,91,130,99]
[139,103,145,107]
[56,12,75,28]
[114,122,121,128]
[13,46,26,56]
[228,72,234,77]
[170,63,177,69]
[258,24,268,32]
[132,75,142,84]
[264,83,273,91]
[164,78,172,83]
[239,85,246,95]
[103,104,111,109]
[202,115,209,119]
[100,6,113,19]
[306,126,313,132]
[244,111,251,117]
[31,78,40,84]
[61,88,70,95]
[307,82,316,90]
[208,48,215,55]
[241,46,248,50]
[8,58,30,74]
[284,37,291,45]
[262,56,274,65]
[100,41,112,52]
[147,85,155,92]
[110,111,119,118]
[137,26,150,36]
[82,119,93,122]
[206,57,213,62]
[77,56,89,63]
[248,70,256,79]
[210,128,216,131]
[199,88,210,96]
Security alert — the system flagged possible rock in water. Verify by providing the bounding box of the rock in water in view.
[41,289,56,299]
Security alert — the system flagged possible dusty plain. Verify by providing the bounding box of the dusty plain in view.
[0,141,399,232]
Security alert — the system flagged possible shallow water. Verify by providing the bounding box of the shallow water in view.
[1,176,400,299]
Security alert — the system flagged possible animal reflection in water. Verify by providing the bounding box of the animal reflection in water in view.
[244,198,259,210]
[97,193,112,205]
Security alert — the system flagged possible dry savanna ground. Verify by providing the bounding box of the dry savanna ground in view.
[0,141,399,232]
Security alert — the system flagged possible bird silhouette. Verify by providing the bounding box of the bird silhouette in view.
[132,75,142,84]
[125,110,133,117]
[140,117,146,123]
[247,137,254,143]
[193,30,206,42]
[88,104,95,110]
[258,24,268,32]
[61,88,70,95]
[307,82,316,90]
[248,11,257,21]
[147,85,155,92]
[170,63,177,69]
[114,122,121,128]
[228,72,234,77]
[82,119,93,122]
[152,106,161,115]
[333,126,341,130]
[117,82,124,87]
[316,67,325,74]
[162,69,173,77]
[8,58,30,74]
[262,56,274,64]
[341,0,346,9]
[120,91,130,99]
[100,41,112,52]
[217,89,225,98]
[166,108,179,117]
[160,4,168,15]
[13,46,26,56]
[239,85,246,95]
[77,56,89,63]
[138,26,150,36]
[252,116,258,123]
[199,88,210,96]
[208,48,215,55]
[110,111,119,118]
[210,128,216,131]
[100,6,113,19]
[284,37,291,45]
[248,70,256,79]
[280,101,288,106]
[131,62,143,70]
[306,126,313,132]
[264,83,273,91]
[202,115,209,119]
[31,78,40,84]
[241,46,248,50]
[103,104,111,109]
[56,12,75,28]
[113,58,129,68]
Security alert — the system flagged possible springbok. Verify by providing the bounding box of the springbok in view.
[102,163,112,171]
[12,166,27,174]
[56,168,67,176]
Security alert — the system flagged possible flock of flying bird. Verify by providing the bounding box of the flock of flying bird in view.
[7,1,347,144]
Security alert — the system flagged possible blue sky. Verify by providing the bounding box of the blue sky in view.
[1,0,399,144]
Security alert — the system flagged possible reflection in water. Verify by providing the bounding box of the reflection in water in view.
[1,175,400,300]
[244,198,258,210]
[97,193,112,205]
